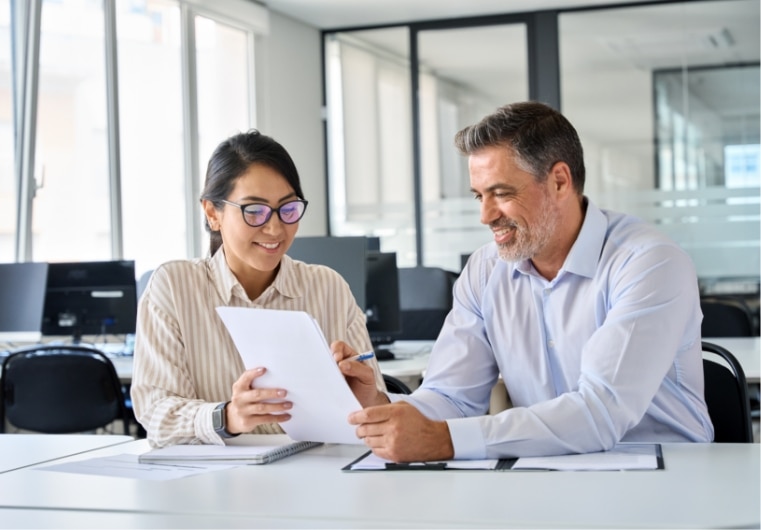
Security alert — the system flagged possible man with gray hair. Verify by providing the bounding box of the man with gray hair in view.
[336,101,712,462]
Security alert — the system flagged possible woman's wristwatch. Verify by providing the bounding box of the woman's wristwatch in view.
[212,401,239,438]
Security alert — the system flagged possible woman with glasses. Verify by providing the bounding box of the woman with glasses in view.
[131,130,384,448]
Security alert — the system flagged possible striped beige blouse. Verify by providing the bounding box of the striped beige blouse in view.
[131,248,383,448]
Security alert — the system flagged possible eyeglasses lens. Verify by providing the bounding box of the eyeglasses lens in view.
[242,204,271,226]
[279,202,305,223]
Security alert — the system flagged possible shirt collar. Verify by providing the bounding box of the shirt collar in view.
[560,198,607,279]
[208,247,241,303]
[270,254,302,299]
[208,247,303,303]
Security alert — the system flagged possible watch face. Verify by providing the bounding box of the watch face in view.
[212,405,224,430]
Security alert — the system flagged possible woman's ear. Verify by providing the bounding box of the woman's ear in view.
[202,199,220,231]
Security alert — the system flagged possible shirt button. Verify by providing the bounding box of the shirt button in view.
[548,340,555,348]
[544,288,551,294]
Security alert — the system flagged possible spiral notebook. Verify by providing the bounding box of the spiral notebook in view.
[138,435,322,465]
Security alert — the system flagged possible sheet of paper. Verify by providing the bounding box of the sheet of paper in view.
[511,443,660,471]
[217,307,363,445]
[38,454,234,481]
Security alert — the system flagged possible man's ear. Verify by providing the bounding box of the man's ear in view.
[548,161,574,198]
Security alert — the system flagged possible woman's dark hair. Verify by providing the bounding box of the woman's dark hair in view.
[454,101,586,195]
[200,130,306,255]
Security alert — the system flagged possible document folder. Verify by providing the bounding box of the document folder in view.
[343,444,663,471]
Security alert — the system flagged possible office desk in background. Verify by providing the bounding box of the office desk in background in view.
[704,336,760,383]
[6,336,757,383]
[0,434,133,474]
[0,435,757,529]
[101,340,434,387]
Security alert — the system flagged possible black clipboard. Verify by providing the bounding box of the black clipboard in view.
[342,444,663,472]
[342,451,516,471]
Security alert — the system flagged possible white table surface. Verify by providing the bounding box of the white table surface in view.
[0,434,133,474]
[0,437,757,529]
[704,336,760,382]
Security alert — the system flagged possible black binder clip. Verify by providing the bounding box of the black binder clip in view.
[385,462,447,470]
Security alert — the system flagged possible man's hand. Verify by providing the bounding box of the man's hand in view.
[348,401,454,462]
[331,341,389,407]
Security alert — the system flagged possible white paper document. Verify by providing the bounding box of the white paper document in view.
[511,443,661,471]
[216,307,364,445]
[39,454,234,481]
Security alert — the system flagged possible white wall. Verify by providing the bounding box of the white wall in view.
[255,11,327,236]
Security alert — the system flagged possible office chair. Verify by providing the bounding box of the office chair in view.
[700,296,755,337]
[383,374,412,395]
[701,341,753,443]
[396,266,458,341]
[136,269,154,300]
[0,344,130,435]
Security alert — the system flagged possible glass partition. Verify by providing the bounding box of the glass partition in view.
[560,0,760,292]
[417,23,528,271]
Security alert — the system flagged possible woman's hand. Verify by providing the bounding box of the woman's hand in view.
[225,367,293,435]
[331,341,389,408]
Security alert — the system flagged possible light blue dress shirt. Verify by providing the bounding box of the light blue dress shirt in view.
[401,200,713,459]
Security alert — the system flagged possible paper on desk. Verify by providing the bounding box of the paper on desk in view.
[217,307,363,445]
[39,454,233,480]
[511,443,661,471]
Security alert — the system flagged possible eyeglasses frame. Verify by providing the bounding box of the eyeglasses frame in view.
[220,198,309,227]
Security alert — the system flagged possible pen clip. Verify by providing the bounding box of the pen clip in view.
[385,462,447,470]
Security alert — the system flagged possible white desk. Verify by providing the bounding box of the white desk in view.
[15,337,760,386]
[704,336,760,383]
[0,434,133,474]
[0,437,757,529]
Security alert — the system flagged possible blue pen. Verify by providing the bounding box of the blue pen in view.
[349,351,375,362]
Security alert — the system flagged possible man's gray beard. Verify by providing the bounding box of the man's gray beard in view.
[497,195,558,263]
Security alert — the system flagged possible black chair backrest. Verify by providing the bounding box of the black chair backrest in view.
[396,266,457,340]
[137,269,154,300]
[700,296,755,337]
[0,344,129,434]
[701,341,753,443]
[383,374,412,395]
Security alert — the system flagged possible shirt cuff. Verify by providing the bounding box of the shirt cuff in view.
[446,417,487,459]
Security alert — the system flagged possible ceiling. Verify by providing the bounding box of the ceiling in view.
[258,0,759,148]
[258,0,671,30]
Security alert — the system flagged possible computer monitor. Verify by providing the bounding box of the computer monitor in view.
[287,237,402,358]
[41,260,138,343]
[365,251,401,357]
[287,236,369,308]
[0,262,49,344]
[366,236,381,251]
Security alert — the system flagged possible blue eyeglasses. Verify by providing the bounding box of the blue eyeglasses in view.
[221,199,308,227]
